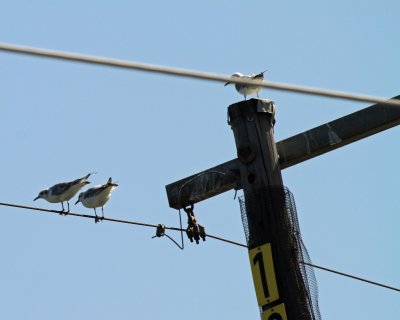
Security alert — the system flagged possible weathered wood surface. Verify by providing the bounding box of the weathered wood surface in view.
[165,159,240,209]
[166,95,400,209]
[229,99,313,319]
[277,94,400,168]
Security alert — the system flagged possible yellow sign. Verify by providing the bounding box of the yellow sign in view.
[248,243,279,307]
[261,303,288,320]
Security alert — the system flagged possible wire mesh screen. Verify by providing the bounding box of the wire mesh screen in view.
[238,189,321,320]
[238,195,249,246]
[284,188,321,320]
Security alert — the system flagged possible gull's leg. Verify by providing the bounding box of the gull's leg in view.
[244,95,247,100]
[257,92,259,98]
[62,201,70,215]
[94,208,100,223]
[60,202,65,215]
[101,206,104,220]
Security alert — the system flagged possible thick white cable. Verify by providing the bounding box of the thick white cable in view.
[0,42,399,106]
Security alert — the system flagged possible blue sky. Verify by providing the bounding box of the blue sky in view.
[1,1,399,319]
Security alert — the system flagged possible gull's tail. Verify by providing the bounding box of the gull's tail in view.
[81,172,97,184]
[254,70,267,80]
[106,177,119,187]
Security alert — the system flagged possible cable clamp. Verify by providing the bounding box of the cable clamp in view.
[184,204,206,244]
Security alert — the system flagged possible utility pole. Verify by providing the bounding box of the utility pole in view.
[165,95,400,319]
[229,99,312,319]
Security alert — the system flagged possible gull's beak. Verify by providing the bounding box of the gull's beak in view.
[75,199,80,205]
[33,196,40,201]
[224,81,231,86]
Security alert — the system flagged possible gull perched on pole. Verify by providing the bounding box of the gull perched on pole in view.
[75,177,118,222]
[34,173,93,214]
[224,69,267,100]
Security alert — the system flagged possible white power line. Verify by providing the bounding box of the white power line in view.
[1,42,399,107]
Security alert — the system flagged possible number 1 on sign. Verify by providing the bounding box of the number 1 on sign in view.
[253,251,270,298]
[248,243,279,307]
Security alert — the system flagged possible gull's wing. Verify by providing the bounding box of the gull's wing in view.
[82,184,109,199]
[50,182,72,196]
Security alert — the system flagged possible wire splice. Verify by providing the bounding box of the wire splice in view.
[154,224,166,237]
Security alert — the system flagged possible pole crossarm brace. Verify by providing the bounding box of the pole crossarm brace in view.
[166,95,400,209]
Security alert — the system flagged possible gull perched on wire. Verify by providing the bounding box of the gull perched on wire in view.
[75,177,118,222]
[34,173,93,214]
[224,69,267,100]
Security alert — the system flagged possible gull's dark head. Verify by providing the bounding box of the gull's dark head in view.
[34,189,48,201]
[75,192,83,205]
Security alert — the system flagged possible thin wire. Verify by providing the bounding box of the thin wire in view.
[1,42,400,107]
[163,234,184,249]
[178,209,184,249]
[174,170,229,248]
[0,201,244,248]
[207,234,247,248]
[1,201,398,292]
[0,202,159,228]
[157,210,184,250]
[301,261,400,293]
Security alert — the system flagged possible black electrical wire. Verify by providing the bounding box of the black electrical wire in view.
[0,201,245,248]
[1,201,398,293]
[301,261,400,293]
